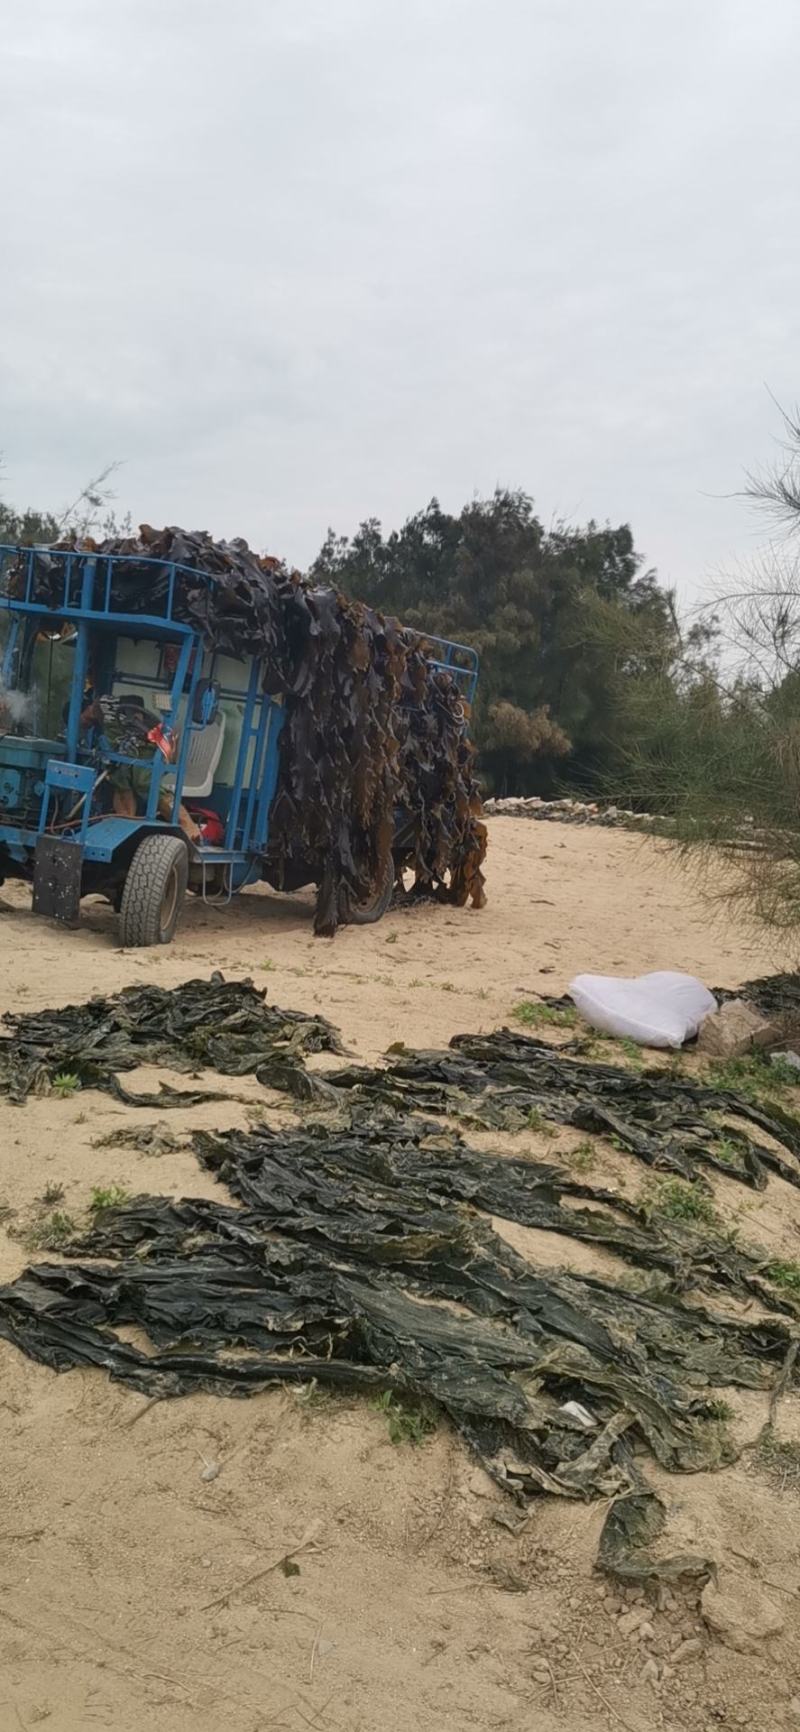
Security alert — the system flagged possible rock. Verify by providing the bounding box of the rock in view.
[464,1465,497,1500]
[787,1698,800,1723]
[773,1048,800,1073]
[701,1577,784,1652]
[696,998,778,1058]
[639,1656,660,1686]
[672,1637,704,1664]
[618,1608,648,1637]
[637,1621,656,1643]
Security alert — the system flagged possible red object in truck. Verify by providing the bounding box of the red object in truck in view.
[187,805,224,845]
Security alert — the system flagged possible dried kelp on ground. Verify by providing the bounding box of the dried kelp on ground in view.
[324,1028,800,1191]
[713,970,800,1026]
[0,973,342,1105]
[5,527,486,932]
[1,1107,795,1584]
[4,977,800,1582]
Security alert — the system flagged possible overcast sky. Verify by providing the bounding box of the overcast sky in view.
[1,0,798,603]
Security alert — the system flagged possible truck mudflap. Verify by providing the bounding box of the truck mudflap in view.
[32,836,84,927]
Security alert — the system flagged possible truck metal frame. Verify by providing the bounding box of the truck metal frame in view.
[0,543,479,943]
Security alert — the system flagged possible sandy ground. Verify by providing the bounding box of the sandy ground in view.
[2,818,800,1732]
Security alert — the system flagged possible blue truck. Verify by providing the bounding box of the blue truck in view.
[0,543,478,946]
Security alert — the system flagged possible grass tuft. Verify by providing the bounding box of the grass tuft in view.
[371,1390,438,1446]
[765,1258,800,1297]
[89,1184,131,1212]
[513,1000,577,1030]
[25,1210,76,1250]
[641,1177,719,1228]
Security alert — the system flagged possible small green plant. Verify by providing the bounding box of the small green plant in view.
[89,1183,130,1212]
[706,1053,798,1103]
[766,1055,799,1088]
[525,1107,556,1137]
[712,1136,742,1168]
[618,1037,644,1069]
[51,1072,81,1098]
[371,1390,437,1446]
[513,1001,577,1030]
[765,1258,800,1297]
[385,932,398,945]
[25,1210,76,1250]
[641,1177,719,1229]
[565,1141,596,1173]
[706,1397,734,1421]
[37,1182,65,1206]
[260,958,276,972]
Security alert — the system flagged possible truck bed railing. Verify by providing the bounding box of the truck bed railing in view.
[419,634,479,705]
[0,544,211,634]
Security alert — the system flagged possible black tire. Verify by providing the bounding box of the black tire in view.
[118,834,188,947]
[342,854,394,926]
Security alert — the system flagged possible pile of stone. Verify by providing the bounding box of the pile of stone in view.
[482,795,664,829]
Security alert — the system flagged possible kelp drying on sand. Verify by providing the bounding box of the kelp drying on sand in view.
[3,975,800,1583]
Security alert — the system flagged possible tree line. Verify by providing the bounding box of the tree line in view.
[312,490,714,796]
[3,474,713,797]
[6,426,800,938]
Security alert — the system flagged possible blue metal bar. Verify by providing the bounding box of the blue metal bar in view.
[162,636,201,823]
[140,634,193,821]
[0,600,197,644]
[240,695,270,853]
[224,655,260,849]
[253,701,285,851]
[64,559,96,763]
[38,760,96,843]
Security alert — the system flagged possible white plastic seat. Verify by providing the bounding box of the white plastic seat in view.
[166,713,226,800]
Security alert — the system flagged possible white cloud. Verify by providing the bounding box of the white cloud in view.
[1,0,799,601]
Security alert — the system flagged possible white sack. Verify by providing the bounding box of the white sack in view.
[568,970,717,1049]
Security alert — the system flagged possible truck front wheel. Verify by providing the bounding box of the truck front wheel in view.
[119,834,188,947]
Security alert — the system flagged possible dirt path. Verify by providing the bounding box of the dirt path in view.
[1,819,799,1731]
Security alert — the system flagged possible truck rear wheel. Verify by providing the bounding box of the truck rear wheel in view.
[119,834,188,947]
[342,854,394,926]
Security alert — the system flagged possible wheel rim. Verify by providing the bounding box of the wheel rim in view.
[160,864,179,932]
